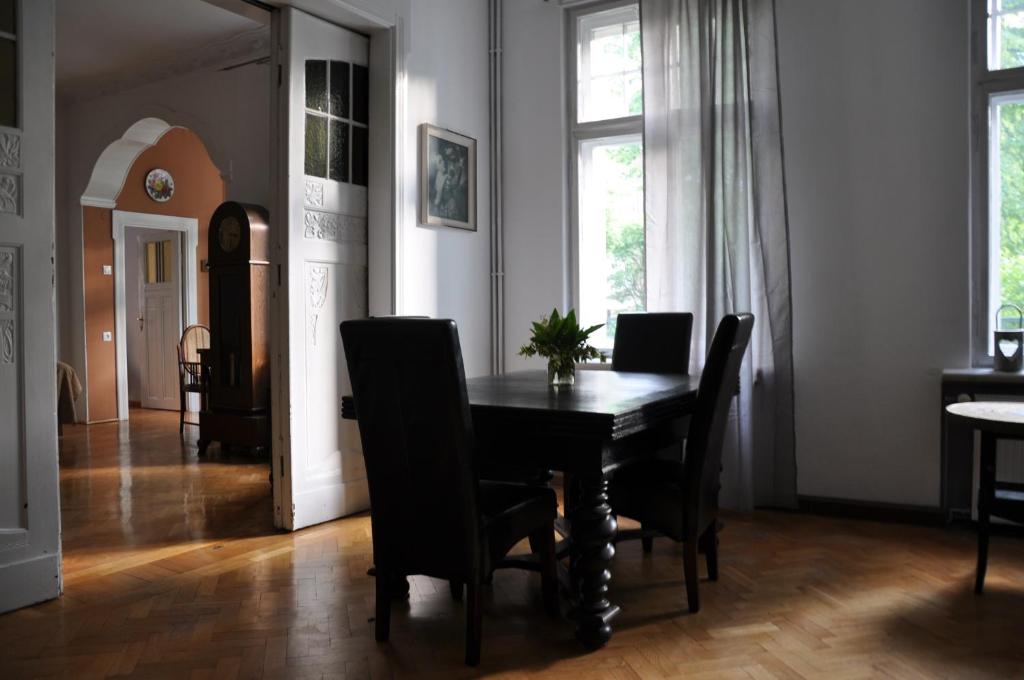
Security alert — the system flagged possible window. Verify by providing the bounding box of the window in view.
[304,59,369,186]
[0,0,16,129]
[973,2,1024,361]
[570,2,644,350]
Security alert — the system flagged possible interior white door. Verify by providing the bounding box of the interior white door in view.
[271,8,370,530]
[0,0,63,613]
[139,236,182,411]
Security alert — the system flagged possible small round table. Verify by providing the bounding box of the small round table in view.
[946,401,1024,593]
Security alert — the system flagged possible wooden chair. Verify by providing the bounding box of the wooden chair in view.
[339,318,559,666]
[611,312,694,374]
[177,324,210,434]
[608,313,754,613]
[565,312,695,522]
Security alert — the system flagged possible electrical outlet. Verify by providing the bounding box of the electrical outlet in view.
[102,331,112,342]
[102,265,112,276]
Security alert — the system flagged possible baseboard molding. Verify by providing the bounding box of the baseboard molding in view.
[797,495,944,526]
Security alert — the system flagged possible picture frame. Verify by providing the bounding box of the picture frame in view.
[419,124,477,231]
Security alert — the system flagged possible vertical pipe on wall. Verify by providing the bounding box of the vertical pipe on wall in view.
[489,0,505,375]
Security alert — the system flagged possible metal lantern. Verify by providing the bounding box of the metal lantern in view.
[994,304,1024,372]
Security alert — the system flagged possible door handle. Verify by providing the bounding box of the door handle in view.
[137,316,144,332]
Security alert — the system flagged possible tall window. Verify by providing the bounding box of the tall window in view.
[570,2,644,350]
[975,1,1024,360]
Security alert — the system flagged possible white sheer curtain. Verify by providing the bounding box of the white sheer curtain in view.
[642,0,796,509]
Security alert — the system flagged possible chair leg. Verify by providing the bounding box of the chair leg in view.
[375,570,391,642]
[465,583,482,667]
[683,542,700,613]
[700,524,719,582]
[976,432,997,594]
[533,523,559,617]
[179,388,186,434]
[449,579,463,601]
[641,523,653,554]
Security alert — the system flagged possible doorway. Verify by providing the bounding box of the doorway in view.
[113,212,199,419]
[125,225,186,412]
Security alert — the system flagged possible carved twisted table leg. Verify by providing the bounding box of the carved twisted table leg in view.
[570,472,619,648]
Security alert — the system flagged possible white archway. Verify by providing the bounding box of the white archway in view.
[80,117,180,209]
[79,118,208,421]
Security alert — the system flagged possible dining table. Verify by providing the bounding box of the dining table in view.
[341,367,699,648]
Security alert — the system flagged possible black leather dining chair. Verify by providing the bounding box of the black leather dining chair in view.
[340,318,559,666]
[608,313,754,614]
[564,312,696,523]
[611,312,694,374]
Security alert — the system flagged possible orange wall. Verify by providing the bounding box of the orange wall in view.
[82,127,225,422]
[82,207,117,422]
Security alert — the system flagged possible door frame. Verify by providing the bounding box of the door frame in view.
[269,3,403,529]
[112,210,198,421]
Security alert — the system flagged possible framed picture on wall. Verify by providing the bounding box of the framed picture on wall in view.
[419,124,476,231]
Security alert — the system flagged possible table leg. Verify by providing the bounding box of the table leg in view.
[569,472,619,648]
[976,431,996,594]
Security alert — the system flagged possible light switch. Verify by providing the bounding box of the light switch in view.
[102,265,112,276]
[102,331,112,342]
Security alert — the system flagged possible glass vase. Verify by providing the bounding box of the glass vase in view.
[547,357,576,386]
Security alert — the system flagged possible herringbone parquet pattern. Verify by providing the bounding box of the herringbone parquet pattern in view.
[1,409,1023,678]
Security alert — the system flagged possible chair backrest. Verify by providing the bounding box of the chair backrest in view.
[611,312,694,374]
[179,324,210,364]
[682,314,754,536]
[340,318,483,582]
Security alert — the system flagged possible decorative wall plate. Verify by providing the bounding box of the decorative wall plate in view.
[145,168,175,202]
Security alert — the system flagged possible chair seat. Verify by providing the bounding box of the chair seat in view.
[183,383,204,393]
[609,459,688,542]
[479,480,557,570]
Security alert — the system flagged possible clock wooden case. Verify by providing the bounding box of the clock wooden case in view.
[198,202,271,455]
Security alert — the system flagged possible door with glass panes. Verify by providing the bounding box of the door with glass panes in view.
[271,7,371,530]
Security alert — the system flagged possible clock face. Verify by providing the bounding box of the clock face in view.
[218,217,242,253]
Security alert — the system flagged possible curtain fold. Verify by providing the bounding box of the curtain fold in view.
[642,0,796,509]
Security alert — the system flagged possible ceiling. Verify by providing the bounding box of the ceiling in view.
[56,0,270,101]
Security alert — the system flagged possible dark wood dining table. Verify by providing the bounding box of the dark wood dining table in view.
[342,368,698,648]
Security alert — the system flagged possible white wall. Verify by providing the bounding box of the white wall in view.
[394,0,493,376]
[502,0,569,370]
[776,0,970,507]
[57,61,271,417]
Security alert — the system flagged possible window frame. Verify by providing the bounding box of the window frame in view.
[566,0,645,351]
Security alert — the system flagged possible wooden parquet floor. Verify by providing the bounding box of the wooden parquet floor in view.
[2,410,1024,679]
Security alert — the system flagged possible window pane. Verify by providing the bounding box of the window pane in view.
[305,60,327,113]
[330,60,349,118]
[352,64,369,124]
[578,135,645,348]
[0,0,14,36]
[577,5,642,123]
[0,39,13,128]
[305,113,327,178]
[352,125,368,186]
[329,119,349,182]
[990,6,1024,70]
[990,94,1024,350]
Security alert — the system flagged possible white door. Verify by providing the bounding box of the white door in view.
[0,0,62,613]
[139,235,182,411]
[271,8,370,530]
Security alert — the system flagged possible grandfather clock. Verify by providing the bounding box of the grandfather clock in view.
[198,202,271,456]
